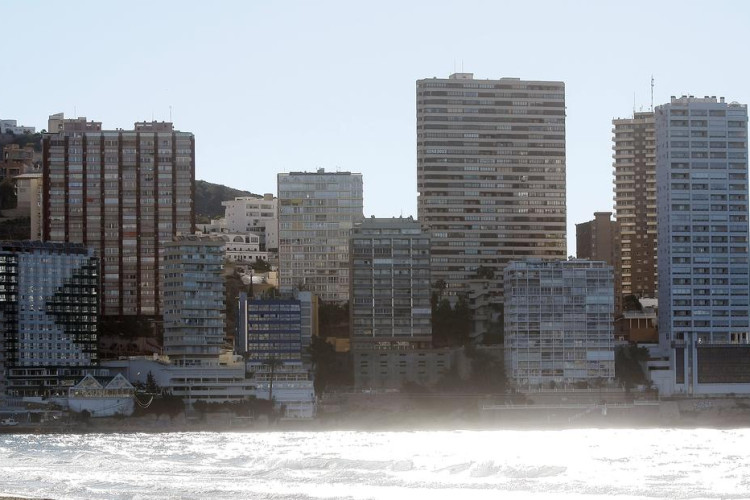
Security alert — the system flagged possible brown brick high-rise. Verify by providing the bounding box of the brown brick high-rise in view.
[612,112,657,313]
[42,115,195,317]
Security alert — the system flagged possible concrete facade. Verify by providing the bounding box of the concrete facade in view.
[350,217,432,352]
[12,173,43,240]
[612,112,657,313]
[42,115,195,317]
[576,212,616,265]
[504,259,615,389]
[222,194,278,251]
[655,96,750,396]
[277,169,363,302]
[162,236,225,367]
[416,73,567,305]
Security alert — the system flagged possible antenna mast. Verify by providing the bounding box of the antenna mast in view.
[650,75,654,111]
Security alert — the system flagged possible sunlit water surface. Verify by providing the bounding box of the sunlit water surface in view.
[2,429,750,499]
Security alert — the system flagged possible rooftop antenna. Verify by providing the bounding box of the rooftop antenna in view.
[461,59,464,72]
[169,105,172,122]
[453,58,456,74]
[650,75,655,111]
[633,93,636,115]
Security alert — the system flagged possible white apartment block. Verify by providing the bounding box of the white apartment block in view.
[222,194,278,251]
[218,232,269,263]
[0,119,35,135]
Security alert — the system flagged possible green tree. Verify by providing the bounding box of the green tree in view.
[263,357,282,403]
[145,371,159,394]
[465,346,507,393]
[615,345,649,390]
[250,258,271,273]
[622,294,643,312]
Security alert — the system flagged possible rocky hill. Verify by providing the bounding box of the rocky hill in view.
[194,180,261,222]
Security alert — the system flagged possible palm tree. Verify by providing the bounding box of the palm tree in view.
[263,356,282,403]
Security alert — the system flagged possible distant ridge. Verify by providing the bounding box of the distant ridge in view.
[195,180,261,222]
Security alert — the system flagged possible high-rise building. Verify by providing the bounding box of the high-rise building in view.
[349,217,432,352]
[612,112,657,313]
[349,217,435,389]
[504,259,615,389]
[42,115,195,317]
[575,211,616,265]
[162,235,225,367]
[0,241,100,397]
[655,96,750,396]
[416,73,567,304]
[277,169,363,302]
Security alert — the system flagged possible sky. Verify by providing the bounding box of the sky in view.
[4,0,750,252]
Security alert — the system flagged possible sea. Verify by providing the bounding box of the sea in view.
[2,429,750,499]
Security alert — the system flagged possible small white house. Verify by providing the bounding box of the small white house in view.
[67,373,135,417]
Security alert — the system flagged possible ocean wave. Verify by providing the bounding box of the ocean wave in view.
[2,429,750,499]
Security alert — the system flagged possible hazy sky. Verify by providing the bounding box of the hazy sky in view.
[4,1,750,252]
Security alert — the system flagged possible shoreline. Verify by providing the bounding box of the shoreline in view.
[3,406,750,435]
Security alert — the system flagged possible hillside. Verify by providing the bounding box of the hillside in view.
[194,180,260,222]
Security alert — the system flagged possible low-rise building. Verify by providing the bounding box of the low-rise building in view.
[218,233,269,263]
[0,120,35,135]
[247,361,315,419]
[353,349,454,389]
[222,194,278,251]
[66,373,135,417]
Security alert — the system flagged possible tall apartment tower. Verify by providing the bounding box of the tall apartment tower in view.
[349,217,432,352]
[612,112,657,313]
[162,236,225,367]
[504,259,615,388]
[0,241,100,397]
[42,115,195,317]
[656,96,750,395]
[575,211,616,265]
[416,73,567,302]
[277,169,364,302]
